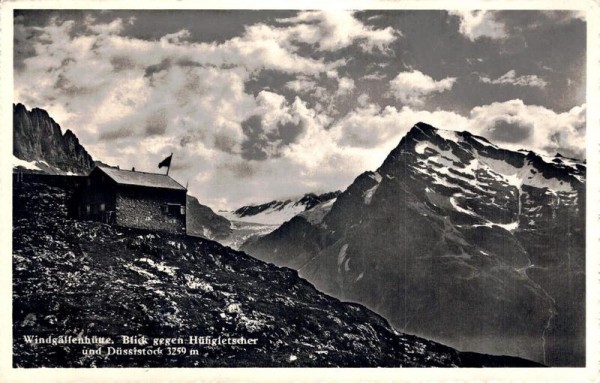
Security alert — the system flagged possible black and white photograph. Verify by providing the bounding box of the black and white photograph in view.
[2,1,599,381]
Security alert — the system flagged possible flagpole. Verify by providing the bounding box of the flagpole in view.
[166,152,173,176]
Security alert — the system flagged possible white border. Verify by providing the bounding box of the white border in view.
[1,1,598,382]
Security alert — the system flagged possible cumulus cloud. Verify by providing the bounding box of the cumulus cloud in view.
[84,16,125,35]
[468,100,586,159]
[389,70,456,106]
[331,103,468,149]
[449,10,507,41]
[479,69,547,88]
[335,77,355,97]
[238,91,314,161]
[331,99,586,160]
[276,10,398,52]
[285,76,328,101]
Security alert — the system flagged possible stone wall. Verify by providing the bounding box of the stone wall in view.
[115,193,186,235]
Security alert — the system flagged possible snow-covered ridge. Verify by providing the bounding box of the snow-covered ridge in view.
[221,191,340,226]
[220,203,307,225]
[406,123,585,193]
[400,122,585,233]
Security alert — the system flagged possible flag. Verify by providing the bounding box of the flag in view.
[158,154,172,169]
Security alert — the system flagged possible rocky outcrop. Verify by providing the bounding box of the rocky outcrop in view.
[13,103,95,174]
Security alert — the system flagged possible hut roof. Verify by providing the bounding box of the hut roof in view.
[96,166,186,191]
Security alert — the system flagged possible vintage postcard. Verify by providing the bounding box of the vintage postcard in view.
[1,0,599,382]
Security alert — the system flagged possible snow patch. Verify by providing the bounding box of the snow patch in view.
[494,221,519,232]
[355,272,364,282]
[436,129,462,142]
[369,171,382,183]
[471,136,496,148]
[415,142,428,154]
[300,198,336,225]
[363,184,380,205]
[480,157,573,192]
[337,244,349,266]
[419,142,461,163]
[13,156,40,170]
[344,258,351,272]
[450,196,476,216]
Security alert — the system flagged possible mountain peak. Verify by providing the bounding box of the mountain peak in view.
[383,121,585,190]
[243,120,586,366]
[414,121,438,131]
[13,104,95,175]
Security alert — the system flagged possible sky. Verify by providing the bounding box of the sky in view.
[14,9,586,210]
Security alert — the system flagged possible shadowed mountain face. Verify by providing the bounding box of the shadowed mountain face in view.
[12,176,542,367]
[13,103,95,174]
[242,122,586,366]
[186,195,232,241]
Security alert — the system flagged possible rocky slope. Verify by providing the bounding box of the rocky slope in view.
[186,195,232,241]
[242,122,586,366]
[13,103,95,174]
[11,176,542,367]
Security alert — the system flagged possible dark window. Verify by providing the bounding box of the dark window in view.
[163,203,182,215]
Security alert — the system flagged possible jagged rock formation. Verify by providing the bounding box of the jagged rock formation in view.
[242,122,585,366]
[12,176,541,367]
[186,195,232,241]
[13,103,95,174]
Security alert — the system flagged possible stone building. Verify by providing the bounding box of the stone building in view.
[76,166,187,234]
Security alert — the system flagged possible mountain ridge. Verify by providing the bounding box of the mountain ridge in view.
[13,103,96,174]
[221,191,341,226]
[242,121,586,366]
